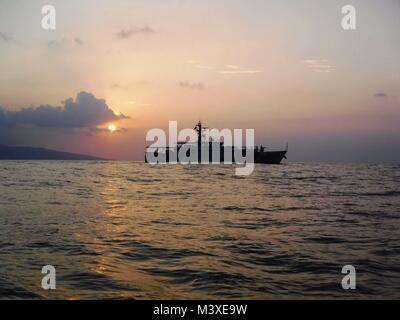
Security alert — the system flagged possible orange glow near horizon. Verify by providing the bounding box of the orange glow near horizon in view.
[108,124,117,133]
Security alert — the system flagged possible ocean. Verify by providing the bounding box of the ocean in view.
[0,161,399,299]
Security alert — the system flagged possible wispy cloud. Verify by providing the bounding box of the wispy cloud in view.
[116,26,154,39]
[225,65,242,70]
[47,37,83,48]
[186,60,201,64]
[179,81,205,90]
[110,83,122,89]
[196,65,213,70]
[74,37,83,46]
[110,81,152,90]
[186,60,260,75]
[0,31,12,42]
[125,101,152,107]
[47,40,59,48]
[0,32,24,48]
[219,64,262,75]
[303,59,335,73]
[219,70,261,75]
[186,60,213,70]
[374,93,388,98]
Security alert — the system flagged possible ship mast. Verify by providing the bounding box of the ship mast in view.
[194,121,207,163]
[194,121,202,143]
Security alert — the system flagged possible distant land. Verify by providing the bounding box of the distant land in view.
[0,146,106,160]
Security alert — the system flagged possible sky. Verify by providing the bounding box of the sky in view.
[0,0,399,161]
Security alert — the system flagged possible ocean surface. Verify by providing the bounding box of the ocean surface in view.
[0,161,399,299]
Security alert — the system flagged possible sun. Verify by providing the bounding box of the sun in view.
[108,124,117,133]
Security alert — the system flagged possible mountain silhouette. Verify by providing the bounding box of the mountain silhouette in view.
[0,146,106,160]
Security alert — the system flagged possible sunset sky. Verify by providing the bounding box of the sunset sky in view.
[0,0,399,161]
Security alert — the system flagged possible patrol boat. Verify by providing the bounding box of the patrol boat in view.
[145,122,288,164]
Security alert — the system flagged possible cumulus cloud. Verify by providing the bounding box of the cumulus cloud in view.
[116,26,154,39]
[0,92,129,129]
[179,81,205,90]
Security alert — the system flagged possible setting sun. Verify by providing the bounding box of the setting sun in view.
[108,124,117,133]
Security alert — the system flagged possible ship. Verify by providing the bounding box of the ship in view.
[145,122,288,164]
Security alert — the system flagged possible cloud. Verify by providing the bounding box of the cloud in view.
[0,92,129,129]
[374,93,388,98]
[47,40,59,47]
[219,64,262,75]
[0,31,12,42]
[185,60,213,70]
[186,60,201,64]
[47,37,83,48]
[133,80,152,86]
[88,127,128,135]
[0,31,24,47]
[110,80,152,90]
[303,59,335,73]
[186,61,260,74]
[225,65,242,69]
[116,26,154,39]
[179,81,205,90]
[196,65,213,70]
[74,37,83,46]
[219,70,261,75]
[0,108,9,126]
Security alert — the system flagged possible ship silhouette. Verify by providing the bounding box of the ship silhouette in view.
[145,121,288,164]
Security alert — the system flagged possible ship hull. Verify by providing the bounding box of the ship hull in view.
[145,148,287,165]
[255,151,287,164]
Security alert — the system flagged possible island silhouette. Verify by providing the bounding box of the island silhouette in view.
[0,146,106,160]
